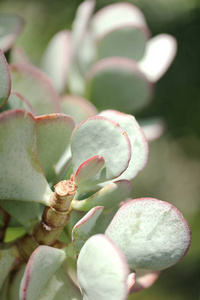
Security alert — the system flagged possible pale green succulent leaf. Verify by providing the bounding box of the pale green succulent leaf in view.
[1,91,35,114]
[36,114,75,182]
[129,270,161,293]
[61,94,98,124]
[0,110,53,205]
[86,58,153,113]
[99,110,148,180]
[74,155,105,189]
[41,30,71,93]
[98,26,149,62]
[37,266,82,300]
[10,45,30,64]
[8,264,26,300]
[10,63,60,115]
[139,118,165,142]
[106,198,191,270]
[0,14,24,52]
[72,206,104,251]
[0,50,11,108]
[71,116,131,184]
[77,234,129,300]
[91,3,147,39]
[138,34,177,82]
[72,180,131,211]
[20,246,66,300]
[0,244,20,290]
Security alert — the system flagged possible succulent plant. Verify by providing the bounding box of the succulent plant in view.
[0,46,191,300]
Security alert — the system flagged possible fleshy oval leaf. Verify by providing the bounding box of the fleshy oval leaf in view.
[138,34,177,82]
[139,118,165,142]
[72,206,104,251]
[0,14,24,52]
[86,58,153,113]
[35,114,75,182]
[0,50,11,108]
[72,180,132,211]
[130,270,161,293]
[61,94,98,124]
[97,26,149,62]
[10,63,60,115]
[1,91,35,115]
[41,30,71,93]
[99,110,148,180]
[0,244,20,290]
[0,110,53,205]
[74,155,105,188]
[71,116,131,183]
[106,198,191,270]
[20,246,66,300]
[91,3,147,39]
[77,234,129,300]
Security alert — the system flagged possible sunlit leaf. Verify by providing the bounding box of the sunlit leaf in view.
[138,34,177,82]
[20,245,66,300]
[0,110,53,205]
[77,234,129,300]
[106,198,191,270]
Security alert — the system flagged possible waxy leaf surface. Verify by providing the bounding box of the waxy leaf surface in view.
[36,114,75,182]
[87,58,152,113]
[0,110,53,205]
[61,94,98,124]
[77,234,129,300]
[72,206,104,251]
[20,246,66,300]
[0,14,24,52]
[0,244,20,289]
[1,91,35,114]
[139,118,165,142]
[130,270,161,293]
[106,198,191,270]
[139,34,177,82]
[10,63,60,115]
[41,30,71,93]
[71,116,131,183]
[72,180,131,211]
[0,50,11,108]
[99,110,148,180]
[37,266,81,300]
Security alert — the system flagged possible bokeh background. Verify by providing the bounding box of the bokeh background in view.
[0,0,199,299]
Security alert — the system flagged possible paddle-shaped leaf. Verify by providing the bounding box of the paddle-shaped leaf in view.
[72,206,104,251]
[1,91,35,114]
[0,110,53,205]
[0,14,24,52]
[86,58,153,113]
[0,244,20,289]
[77,234,129,300]
[74,155,105,188]
[138,34,177,82]
[99,110,148,180]
[61,94,98,124]
[91,3,147,39]
[35,114,75,182]
[71,116,131,183]
[10,63,60,115]
[106,198,191,270]
[139,118,165,142]
[20,245,66,300]
[130,270,161,293]
[37,266,81,300]
[0,50,11,108]
[72,180,131,211]
[97,26,149,61]
[41,30,71,93]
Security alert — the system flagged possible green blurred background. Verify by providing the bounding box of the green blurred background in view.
[0,0,200,299]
